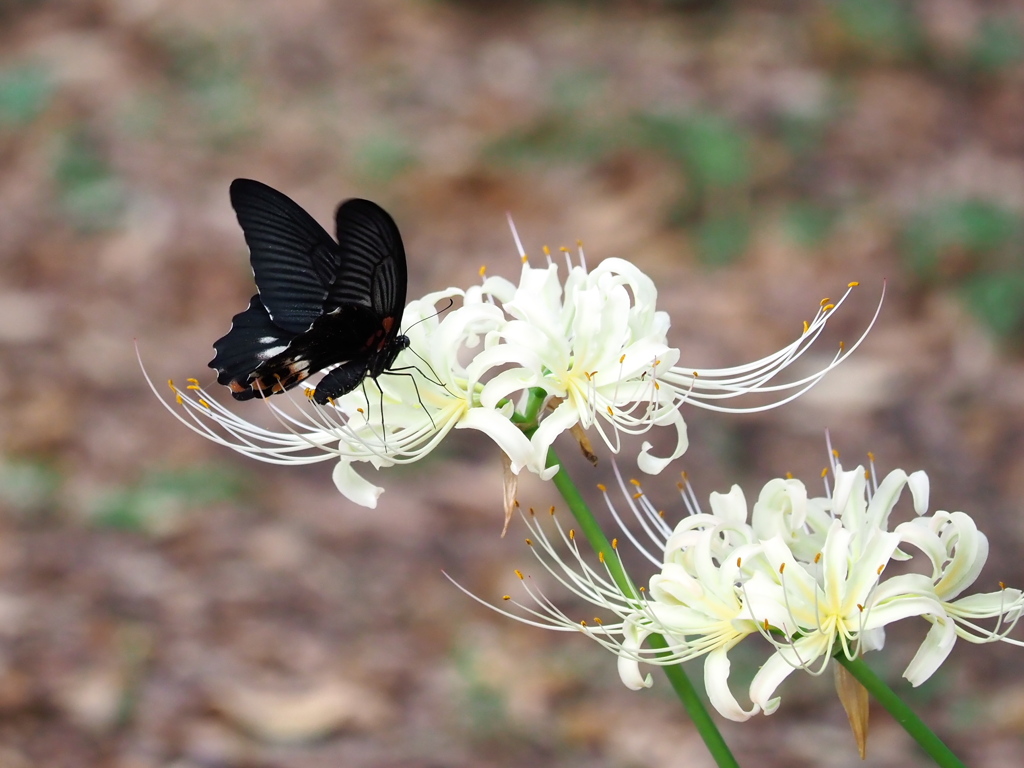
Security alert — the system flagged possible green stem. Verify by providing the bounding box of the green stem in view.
[547,448,740,768]
[836,656,966,768]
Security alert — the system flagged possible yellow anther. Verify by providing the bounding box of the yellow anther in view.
[525,538,533,546]
[521,254,528,264]
[630,478,642,487]
[654,381,660,390]
[569,529,575,540]
[198,399,211,409]
[187,378,199,386]
[680,471,688,481]
[548,506,555,515]
[785,471,793,479]
[596,483,607,492]
[577,239,583,247]
[814,552,822,564]
[594,617,603,625]
[633,492,643,500]
[580,619,588,627]
[692,370,699,377]
[779,563,786,575]
[479,265,487,277]
[542,245,551,256]
[515,569,524,580]
[832,449,840,458]
[175,394,183,405]
[821,467,829,478]
[639,586,645,593]
[598,552,605,563]
[839,341,845,350]
[823,303,835,311]
[764,618,770,631]
[864,469,871,480]
[187,383,200,390]
[611,538,618,549]
[503,595,511,601]
[619,354,626,364]
[1000,581,1007,590]
[877,564,885,575]
[357,407,365,414]
[848,281,860,288]
[167,379,176,391]
[606,406,614,416]
[802,320,809,334]
[820,297,831,307]
[584,371,592,381]
[867,451,875,462]
[657,510,665,518]
[559,246,569,253]
[858,604,865,612]
[737,557,743,567]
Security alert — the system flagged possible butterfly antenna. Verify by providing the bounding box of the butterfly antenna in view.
[402,298,455,334]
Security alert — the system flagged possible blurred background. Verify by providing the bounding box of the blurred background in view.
[2,0,1024,766]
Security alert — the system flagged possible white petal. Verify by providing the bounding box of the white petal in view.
[907,470,930,516]
[617,622,654,690]
[332,461,384,508]
[903,618,956,686]
[637,410,689,474]
[708,485,748,527]
[456,407,539,475]
[704,645,760,721]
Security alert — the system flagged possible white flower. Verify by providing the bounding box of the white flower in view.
[478,254,687,475]
[476,226,880,478]
[466,444,1024,721]
[895,510,1024,685]
[144,288,538,507]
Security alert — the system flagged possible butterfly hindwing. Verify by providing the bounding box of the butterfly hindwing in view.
[245,305,384,400]
[209,295,297,399]
[230,179,342,334]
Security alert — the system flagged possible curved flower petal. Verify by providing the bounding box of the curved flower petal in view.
[333,460,384,508]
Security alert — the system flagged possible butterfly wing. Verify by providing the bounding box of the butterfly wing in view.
[245,305,384,399]
[209,295,297,400]
[229,179,341,334]
[329,198,408,334]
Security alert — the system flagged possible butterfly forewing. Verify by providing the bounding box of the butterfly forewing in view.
[229,179,342,334]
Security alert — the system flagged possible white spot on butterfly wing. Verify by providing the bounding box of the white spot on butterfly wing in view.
[257,345,289,360]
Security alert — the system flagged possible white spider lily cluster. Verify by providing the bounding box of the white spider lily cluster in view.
[475,447,1023,722]
[149,237,877,507]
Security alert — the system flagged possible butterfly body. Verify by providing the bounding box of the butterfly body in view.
[210,179,408,404]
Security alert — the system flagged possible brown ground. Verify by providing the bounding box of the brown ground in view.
[1,1,1024,766]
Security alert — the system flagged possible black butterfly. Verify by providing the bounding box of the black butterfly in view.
[209,179,409,405]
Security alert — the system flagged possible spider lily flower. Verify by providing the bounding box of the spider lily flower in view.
[467,449,1024,722]
[478,226,881,476]
[145,289,539,507]
[477,254,687,475]
[894,510,1024,685]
